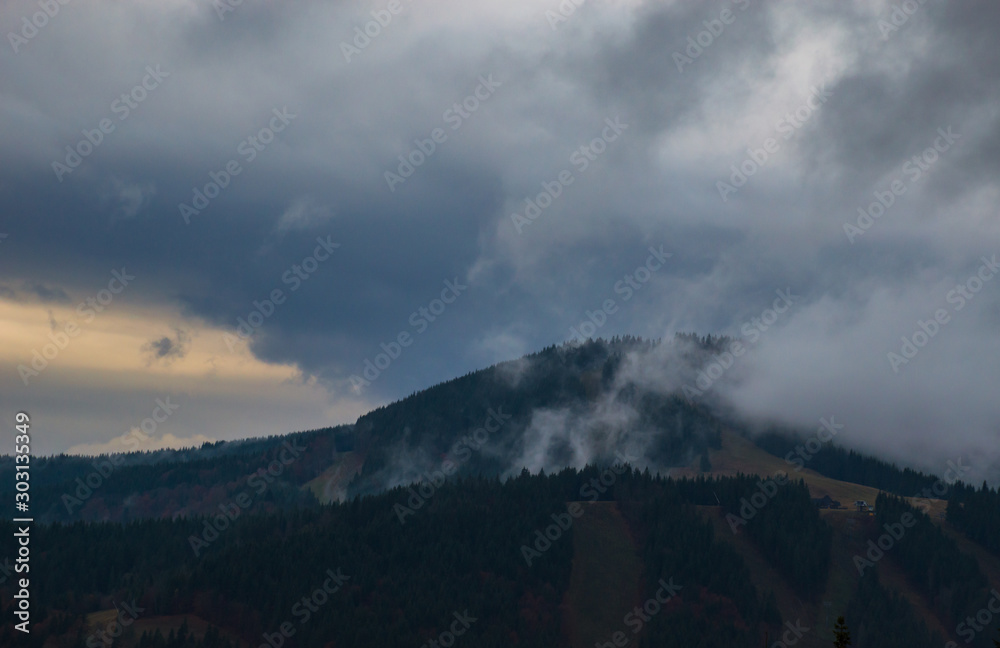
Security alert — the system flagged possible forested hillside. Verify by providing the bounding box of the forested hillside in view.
[1,337,730,523]
[1,468,790,647]
[948,482,1000,558]
[2,337,999,648]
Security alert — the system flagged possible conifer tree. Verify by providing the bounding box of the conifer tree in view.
[833,616,851,648]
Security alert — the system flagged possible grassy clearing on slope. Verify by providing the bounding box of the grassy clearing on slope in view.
[676,429,946,515]
[685,430,966,646]
[302,450,364,503]
[700,504,830,648]
[562,501,643,648]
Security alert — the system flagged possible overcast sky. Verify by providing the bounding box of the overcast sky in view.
[1,0,998,479]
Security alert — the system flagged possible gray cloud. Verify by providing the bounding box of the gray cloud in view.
[1,0,999,472]
[141,327,190,365]
[0,282,71,304]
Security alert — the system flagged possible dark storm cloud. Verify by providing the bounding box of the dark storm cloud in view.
[1,0,999,474]
[30,283,71,303]
[141,327,190,365]
[0,281,70,304]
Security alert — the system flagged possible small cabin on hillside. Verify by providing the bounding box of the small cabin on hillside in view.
[812,495,842,509]
[854,500,875,515]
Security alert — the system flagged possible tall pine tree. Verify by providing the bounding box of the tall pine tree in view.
[833,615,851,648]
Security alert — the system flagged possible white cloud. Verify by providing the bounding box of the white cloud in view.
[67,432,215,456]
